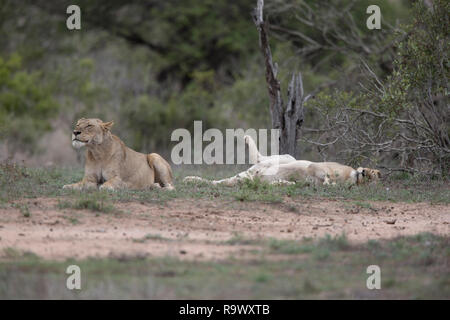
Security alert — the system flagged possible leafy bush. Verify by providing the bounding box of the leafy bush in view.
[0,54,58,154]
[302,0,449,175]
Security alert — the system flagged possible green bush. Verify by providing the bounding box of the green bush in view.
[0,53,58,154]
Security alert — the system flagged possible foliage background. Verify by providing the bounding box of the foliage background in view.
[0,0,447,175]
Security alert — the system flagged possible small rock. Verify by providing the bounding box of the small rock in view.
[179,250,187,255]
[384,219,397,225]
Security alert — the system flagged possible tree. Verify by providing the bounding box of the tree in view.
[30,0,257,88]
[302,0,449,176]
[252,0,312,158]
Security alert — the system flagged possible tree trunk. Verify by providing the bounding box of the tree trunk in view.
[252,0,312,158]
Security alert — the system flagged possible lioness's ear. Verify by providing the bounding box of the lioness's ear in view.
[102,121,114,131]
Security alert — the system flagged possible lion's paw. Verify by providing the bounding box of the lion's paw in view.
[63,184,81,190]
[99,184,116,192]
[183,176,204,183]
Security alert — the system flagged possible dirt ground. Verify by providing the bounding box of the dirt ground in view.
[0,197,449,261]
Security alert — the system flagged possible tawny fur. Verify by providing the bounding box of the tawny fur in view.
[356,167,381,183]
[63,118,174,191]
[307,162,360,185]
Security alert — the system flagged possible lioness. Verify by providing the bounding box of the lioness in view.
[63,118,174,191]
[183,137,379,187]
[183,161,369,187]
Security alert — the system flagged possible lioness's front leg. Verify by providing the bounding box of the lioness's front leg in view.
[99,176,126,191]
[63,177,97,190]
[63,156,99,190]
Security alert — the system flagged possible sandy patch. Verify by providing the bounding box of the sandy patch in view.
[0,197,448,261]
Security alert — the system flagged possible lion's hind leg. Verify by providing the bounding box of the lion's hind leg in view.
[147,153,175,190]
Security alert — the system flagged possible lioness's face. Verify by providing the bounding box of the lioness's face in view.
[356,167,381,183]
[71,118,114,149]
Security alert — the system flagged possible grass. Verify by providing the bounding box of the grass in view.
[0,233,448,299]
[224,233,261,246]
[11,203,31,217]
[1,163,448,206]
[353,201,374,210]
[62,215,80,225]
[1,163,448,299]
[2,247,39,260]
[133,233,169,243]
[267,234,349,256]
[57,192,117,214]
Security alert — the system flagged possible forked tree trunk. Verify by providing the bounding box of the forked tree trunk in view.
[252,0,312,158]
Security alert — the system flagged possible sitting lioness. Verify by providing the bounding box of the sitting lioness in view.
[63,118,174,191]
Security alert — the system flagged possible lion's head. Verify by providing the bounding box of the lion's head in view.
[71,118,114,149]
[356,167,381,183]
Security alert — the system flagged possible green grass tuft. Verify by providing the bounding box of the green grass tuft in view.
[58,192,117,213]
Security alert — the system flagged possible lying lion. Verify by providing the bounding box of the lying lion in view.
[184,160,356,186]
[63,118,174,191]
[184,137,380,187]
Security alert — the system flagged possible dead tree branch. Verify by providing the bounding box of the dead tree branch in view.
[252,0,310,158]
